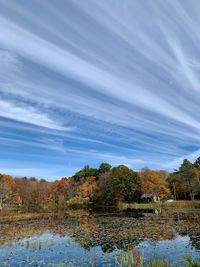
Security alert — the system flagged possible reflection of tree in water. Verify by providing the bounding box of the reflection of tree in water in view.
[190,236,200,250]
[1,211,200,253]
[172,211,200,251]
[68,212,175,252]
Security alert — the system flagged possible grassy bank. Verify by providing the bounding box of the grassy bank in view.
[0,212,47,223]
[118,200,200,211]
[1,200,200,223]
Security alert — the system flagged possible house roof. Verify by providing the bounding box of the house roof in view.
[141,193,155,198]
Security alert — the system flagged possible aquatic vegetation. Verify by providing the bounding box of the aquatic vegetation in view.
[0,210,200,266]
[115,248,143,267]
[1,254,199,267]
[147,259,170,267]
[185,256,200,267]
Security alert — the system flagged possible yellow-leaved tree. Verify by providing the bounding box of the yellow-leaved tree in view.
[0,173,16,210]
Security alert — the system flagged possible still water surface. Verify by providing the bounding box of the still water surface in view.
[0,210,200,266]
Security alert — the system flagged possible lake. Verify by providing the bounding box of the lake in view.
[0,209,200,266]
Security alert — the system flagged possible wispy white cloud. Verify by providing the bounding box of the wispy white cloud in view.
[0,0,200,178]
[0,136,66,153]
[0,99,71,131]
[164,148,200,169]
[0,12,199,130]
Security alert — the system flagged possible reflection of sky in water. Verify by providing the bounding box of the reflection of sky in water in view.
[0,233,200,266]
[137,236,200,266]
[0,233,116,266]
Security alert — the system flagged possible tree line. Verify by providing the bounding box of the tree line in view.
[1,158,200,212]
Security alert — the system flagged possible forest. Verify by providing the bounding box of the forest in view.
[1,157,200,212]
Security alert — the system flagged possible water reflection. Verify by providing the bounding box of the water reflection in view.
[0,210,200,266]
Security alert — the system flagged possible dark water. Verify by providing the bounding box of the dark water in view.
[0,210,200,266]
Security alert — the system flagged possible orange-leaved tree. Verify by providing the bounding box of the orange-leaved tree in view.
[51,178,71,206]
[140,169,169,200]
[77,176,98,202]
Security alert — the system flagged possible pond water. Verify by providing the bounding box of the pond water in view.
[0,210,200,266]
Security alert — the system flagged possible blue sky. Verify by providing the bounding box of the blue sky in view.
[0,0,200,180]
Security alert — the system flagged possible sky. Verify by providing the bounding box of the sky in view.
[0,0,200,180]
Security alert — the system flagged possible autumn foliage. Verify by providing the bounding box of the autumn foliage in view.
[0,174,16,210]
[139,169,169,200]
[1,158,200,212]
